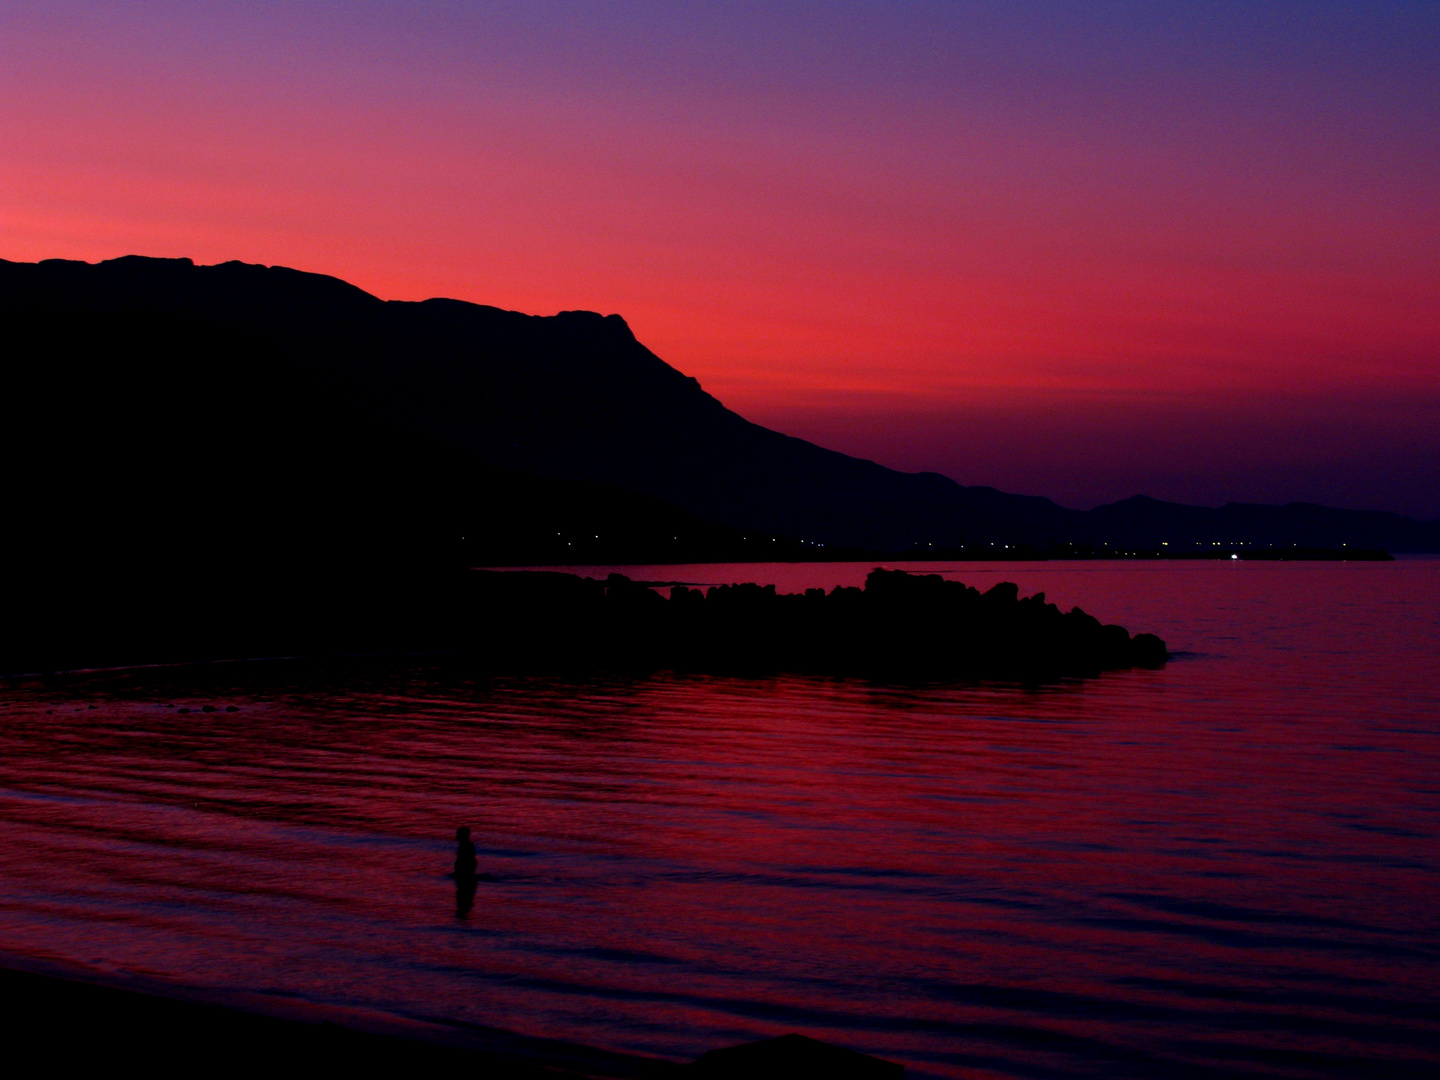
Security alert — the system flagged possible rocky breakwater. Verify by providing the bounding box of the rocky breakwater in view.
[467,567,1168,679]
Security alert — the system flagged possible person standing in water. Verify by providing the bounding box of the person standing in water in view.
[453,826,479,916]
[454,826,477,878]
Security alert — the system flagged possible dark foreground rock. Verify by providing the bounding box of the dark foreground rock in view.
[467,568,1168,679]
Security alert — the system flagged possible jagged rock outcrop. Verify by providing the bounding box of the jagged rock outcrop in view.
[466,568,1168,678]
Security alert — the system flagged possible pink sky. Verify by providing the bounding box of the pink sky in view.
[3,3,1437,515]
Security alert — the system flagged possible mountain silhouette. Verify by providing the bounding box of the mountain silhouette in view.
[3,254,1437,565]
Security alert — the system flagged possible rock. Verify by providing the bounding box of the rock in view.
[1132,632,1170,668]
[466,567,1168,679]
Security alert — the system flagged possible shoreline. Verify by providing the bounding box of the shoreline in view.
[478,547,1399,565]
[0,954,677,1078]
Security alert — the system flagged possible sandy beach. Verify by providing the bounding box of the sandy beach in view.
[0,962,677,1078]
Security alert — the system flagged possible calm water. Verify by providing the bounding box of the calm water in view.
[1,560,1437,1078]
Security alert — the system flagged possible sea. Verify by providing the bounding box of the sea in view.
[1,559,1436,1078]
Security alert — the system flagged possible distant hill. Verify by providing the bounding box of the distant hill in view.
[3,255,1437,562]
[0,257,814,576]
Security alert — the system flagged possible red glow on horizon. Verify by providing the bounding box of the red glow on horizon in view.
[2,3,1437,515]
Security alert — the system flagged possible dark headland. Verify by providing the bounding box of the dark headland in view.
[1,565,1164,680]
[5,253,1416,674]
[2,255,1436,570]
[471,567,1168,677]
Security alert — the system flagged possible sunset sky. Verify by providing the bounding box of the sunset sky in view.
[3,2,1437,516]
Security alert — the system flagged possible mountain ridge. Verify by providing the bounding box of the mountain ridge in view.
[4,254,1436,555]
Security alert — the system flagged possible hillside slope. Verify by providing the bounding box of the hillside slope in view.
[4,255,1436,555]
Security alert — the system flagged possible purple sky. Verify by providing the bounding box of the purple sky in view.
[2,2,1437,515]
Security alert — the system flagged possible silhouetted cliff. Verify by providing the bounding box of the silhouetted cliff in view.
[0,256,813,578]
[3,255,1436,559]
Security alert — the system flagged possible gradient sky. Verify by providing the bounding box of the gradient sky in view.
[3,2,1437,516]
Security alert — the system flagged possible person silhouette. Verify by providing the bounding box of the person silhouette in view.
[453,826,478,916]
[454,826,478,878]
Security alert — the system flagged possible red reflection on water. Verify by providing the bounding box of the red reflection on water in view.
[0,561,1437,1078]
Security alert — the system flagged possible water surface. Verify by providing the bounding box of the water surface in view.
[1,560,1436,1077]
